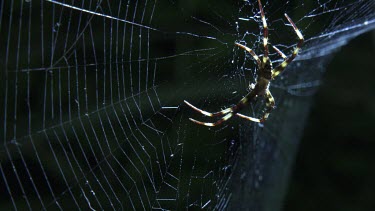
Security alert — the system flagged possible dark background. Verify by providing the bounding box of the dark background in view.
[284,32,375,211]
[0,1,373,210]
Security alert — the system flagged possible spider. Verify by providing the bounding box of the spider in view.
[184,0,304,127]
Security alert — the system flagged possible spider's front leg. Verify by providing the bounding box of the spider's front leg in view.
[183,100,235,127]
[184,89,261,126]
[184,100,233,117]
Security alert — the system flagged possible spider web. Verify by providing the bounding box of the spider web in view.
[0,0,374,210]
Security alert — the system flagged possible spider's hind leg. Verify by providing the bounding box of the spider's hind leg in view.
[257,0,269,58]
[260,90,275,123]
[272,45,287,59]
[271,13,304,79]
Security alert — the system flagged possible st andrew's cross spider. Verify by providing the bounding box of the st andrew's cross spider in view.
[184,0,304,127]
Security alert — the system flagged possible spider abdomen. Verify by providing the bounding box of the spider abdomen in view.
[255,77,270,96]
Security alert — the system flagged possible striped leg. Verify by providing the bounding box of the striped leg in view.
[184,97,247,126]
[258,0,269,58]
[184,100,232,117]
[272,45,287,59]
[235,43,261,65]
[236,113,261,123]
[271,13,304,78]
[237,88,275,124]
[260,90,275,123]
[189,113,234,127]
[185,91,258,126]
[189,109,262,127]
[184,100,236,127]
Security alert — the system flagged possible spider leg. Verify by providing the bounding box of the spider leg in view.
[260,89,275,123]
[185,89,260,126]
[184,100,232,117]
[257,0,269,58]
[189,113,234,127]
[236,113,261,123]
[184,96,247,127]
[235,43,261,65]
[271,13,304,79]
[190,110,263,127]
[272,45,287,59]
